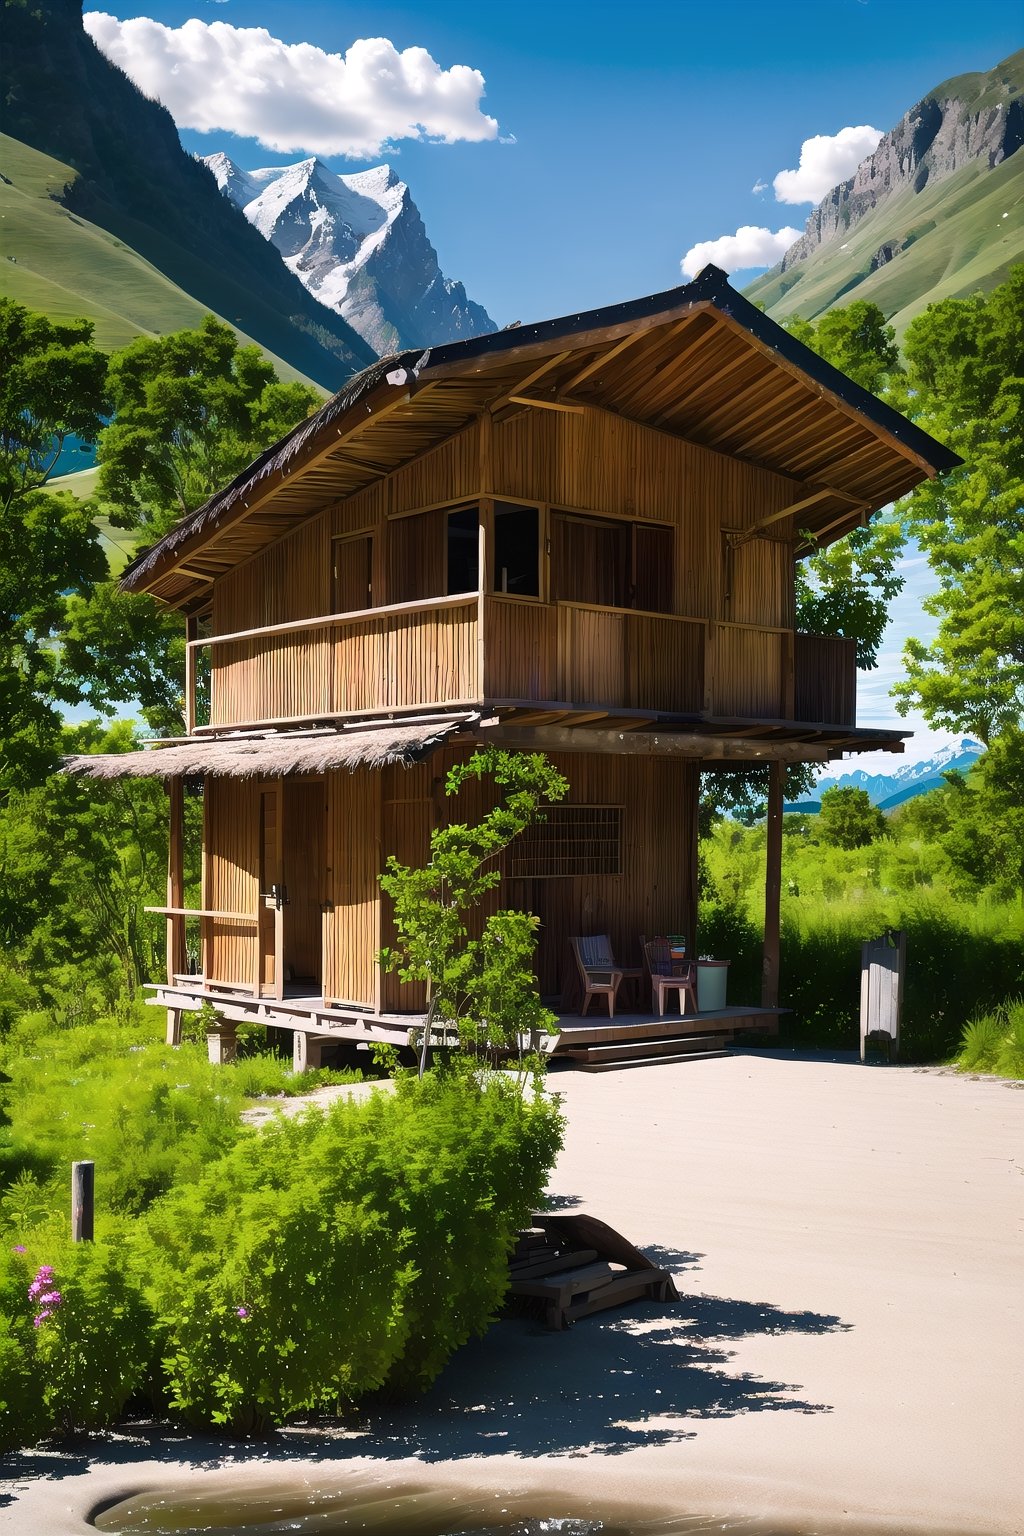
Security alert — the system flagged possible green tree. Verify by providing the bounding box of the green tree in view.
[0,301,109,791]
[787,302,906,671]
[939,732,1024,901]
[893,269,1024,741]
[817,785,886,850]
[379,749,569,1077]
[98,315,322,535]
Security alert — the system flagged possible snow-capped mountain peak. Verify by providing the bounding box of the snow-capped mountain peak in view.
[201,153,494,357]
[800,736,985,810]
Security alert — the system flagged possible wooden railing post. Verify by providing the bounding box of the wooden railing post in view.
[761,759,784,1008]
[184,613,198,734]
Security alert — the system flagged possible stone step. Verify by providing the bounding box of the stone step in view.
[577,1047,730,1073]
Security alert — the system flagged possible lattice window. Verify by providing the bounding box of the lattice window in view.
[510,805,623,879]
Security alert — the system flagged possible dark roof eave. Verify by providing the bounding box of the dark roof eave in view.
[120,265,962,596]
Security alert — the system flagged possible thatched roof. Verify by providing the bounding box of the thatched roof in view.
[63,719,463,780]
[119,264,962,610]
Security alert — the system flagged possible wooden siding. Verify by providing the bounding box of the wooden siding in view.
[333,598,478,713]
[324,767,380,1007]
[377,745,698,1006]
[212,512,329,634]
[391,424,478,515]
[794,632,858,726]
[712,623,787,718]
[205,776,260,988]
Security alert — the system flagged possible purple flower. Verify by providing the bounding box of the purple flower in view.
[236,1305,250,1320]
[37,1290,61,1307]
[11,1245,26,1254]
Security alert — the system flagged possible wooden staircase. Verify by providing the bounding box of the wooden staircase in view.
[558,1032,730,1071]
[508,1212,678,1329]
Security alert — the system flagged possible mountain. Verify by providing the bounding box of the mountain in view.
[745,51,1024,333]
[785,739,984,813]
[203,154,497,356]
[0,0,376,390]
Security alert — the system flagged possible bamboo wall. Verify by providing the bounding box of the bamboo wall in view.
[324,767,381,1007]
[200,405,850,730]
[204,775,260,988]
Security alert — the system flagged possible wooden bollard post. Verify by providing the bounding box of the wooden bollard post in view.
[72,1160,94,1242]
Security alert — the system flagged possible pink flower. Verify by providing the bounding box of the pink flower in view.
[12,1245,26,1254]
[236,1305,250,1320]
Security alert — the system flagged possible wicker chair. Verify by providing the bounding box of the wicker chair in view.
[570,935,643,1018]
[643,935,698,1017]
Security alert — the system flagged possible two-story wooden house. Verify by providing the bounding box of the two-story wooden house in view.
[70,266,959,1067]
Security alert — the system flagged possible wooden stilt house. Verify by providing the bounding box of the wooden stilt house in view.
[68,266,959,1067]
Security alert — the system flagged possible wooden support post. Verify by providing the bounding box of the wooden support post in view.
[71,1160,94,1242]
[166,775,186,985]
[207,1020,238,1064]
[184,613,198,734]
[761,759,784,1008]
[293,1032,324,1072]
[165,1008,182,1047]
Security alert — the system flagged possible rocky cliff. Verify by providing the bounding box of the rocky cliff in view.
[204,154,496,356]
[779,53,1022,273]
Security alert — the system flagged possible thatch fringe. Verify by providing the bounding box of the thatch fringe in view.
[63,720,460,780]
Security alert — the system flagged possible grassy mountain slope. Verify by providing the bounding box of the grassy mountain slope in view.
[0,0,376,391]
[745,152,1024,333]
[746,51,1024,331]
[0,134,325,387]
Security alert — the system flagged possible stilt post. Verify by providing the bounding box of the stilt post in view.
[71,1160,94,1242]
[761,759,784,1008]
[166,775,186,985]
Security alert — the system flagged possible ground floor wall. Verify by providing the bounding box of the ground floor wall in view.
[201,745,699,1012]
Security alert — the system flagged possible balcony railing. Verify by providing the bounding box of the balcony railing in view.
[191,595,857,732]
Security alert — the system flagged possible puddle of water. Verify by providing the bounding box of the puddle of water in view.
[89,1476,892,1536]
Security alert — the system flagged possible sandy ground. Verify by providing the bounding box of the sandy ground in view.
[2,1050,1022,1534]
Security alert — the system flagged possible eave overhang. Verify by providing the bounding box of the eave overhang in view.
[120,265,962,611]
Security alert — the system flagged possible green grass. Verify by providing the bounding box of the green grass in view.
[0,134,323,388]
[745,150,1024,335]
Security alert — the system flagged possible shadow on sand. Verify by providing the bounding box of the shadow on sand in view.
[1,1286,850,1492]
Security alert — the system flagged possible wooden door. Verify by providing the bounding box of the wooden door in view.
[333,533,374,613]
[258,781,284,999]
[282,779,325,991]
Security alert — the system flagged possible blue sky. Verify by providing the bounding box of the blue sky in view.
[83,0,1016,760]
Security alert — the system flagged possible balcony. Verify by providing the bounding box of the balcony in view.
[194,594,857,733]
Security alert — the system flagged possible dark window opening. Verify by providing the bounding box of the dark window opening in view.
[551,513,672,612]
[493,502,540,596]
[446,506,479,595]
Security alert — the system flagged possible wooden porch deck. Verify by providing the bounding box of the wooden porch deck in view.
[150,979,781,1072]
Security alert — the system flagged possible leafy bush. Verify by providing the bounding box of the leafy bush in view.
[31,1239,154,1435]
[958,999,1024,1078]
[137,1069,562,1432]
[0,1248,45,1451]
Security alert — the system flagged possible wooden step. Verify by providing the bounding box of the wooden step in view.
[565,1033,729,1065]
[509,1247,599,1280]
[577,1045,730,1072]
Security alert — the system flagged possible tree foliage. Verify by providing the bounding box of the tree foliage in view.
[816,784,886,850]
[0,302,110,791]
[379,749,569,1075]
[893,269,1024,741]
[98,315,322,535]
[786,302,906,671]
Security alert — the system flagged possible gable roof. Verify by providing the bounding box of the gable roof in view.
[121,264,961,609]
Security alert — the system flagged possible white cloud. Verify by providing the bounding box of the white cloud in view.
[751,178,768,195]
[680,224,801,278]
[773,124,883,204]
[83,12,499,158]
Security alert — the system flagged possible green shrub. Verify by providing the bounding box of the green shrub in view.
[957,1010,1006,1073]
[0,1248,45,1451]
[31,1239,154,1435]
[136,1070,562,1432]
[994,1001,1024,1079]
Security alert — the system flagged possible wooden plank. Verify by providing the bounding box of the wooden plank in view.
[165,777,185,986]
[509,1248,599,1280]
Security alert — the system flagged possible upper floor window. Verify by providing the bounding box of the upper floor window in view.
[446,505,479,595]
[551,513,673,613]
[493,501,540,597]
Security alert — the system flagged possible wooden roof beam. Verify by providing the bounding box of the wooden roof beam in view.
[729,485,864,546]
